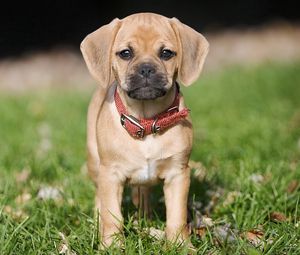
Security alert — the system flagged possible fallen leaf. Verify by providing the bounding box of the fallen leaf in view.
[204,188,224,214]
[3,205,28,220]
[202,216,214,227]
[148,227,165,240]
[289,161,298,171]
[249,174,264,184]
[188,205,213,229]
[287,180,299,193]
[58,232,77,255]
[188,210,213,238]
[3,205,13,214]
[67,198,75,206]
[188,200,202,211]
[266,237,274,245]
[242,229,264,247]
[223,191,242,206]
[15,191,32,204]
[15,168,31,183]
[59,244,69,255]
[270,211,287,222]
[214,224,238,243]
[194,227,207,238]
[37,186,62,201]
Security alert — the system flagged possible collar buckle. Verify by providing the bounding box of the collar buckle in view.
[120,113,145,138]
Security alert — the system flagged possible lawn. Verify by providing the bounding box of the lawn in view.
[0,61,300,254]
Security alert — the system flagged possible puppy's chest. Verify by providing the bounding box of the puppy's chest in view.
[127,136,180,184]
[130,159,159,184]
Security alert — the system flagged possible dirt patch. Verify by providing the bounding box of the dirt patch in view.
[0,49,94,92]
[205,21,300,71]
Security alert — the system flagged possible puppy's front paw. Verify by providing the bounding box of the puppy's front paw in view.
[165,224,189,242]
[99,233,124,250]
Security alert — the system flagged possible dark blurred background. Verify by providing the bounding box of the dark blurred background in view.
[1,0,299,58]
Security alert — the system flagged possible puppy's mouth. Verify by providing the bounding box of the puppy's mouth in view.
[126,69,169,100]
[127,86,166,100]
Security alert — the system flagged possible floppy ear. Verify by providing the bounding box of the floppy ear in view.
[170,18,209,86]
[80,18,121,88]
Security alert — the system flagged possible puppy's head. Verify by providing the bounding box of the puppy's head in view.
[81,13,209,100]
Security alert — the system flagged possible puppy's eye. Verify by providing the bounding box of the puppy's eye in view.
[160,49,176,60]
[118,49,133,60]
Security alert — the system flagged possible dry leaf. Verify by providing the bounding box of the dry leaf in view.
[58,232,77,255]
[242,229,264,247]
[194,227,207,238]
[249,173,264,184]
[3,205,28,220]
[3,205,13,214]
[59,244,69,254]
[202,216,214,227]
[188,208,210,229]
[189,210,213,238]
[37,186,62,201]
[289,161,298,171]
[132,223,165,240]
[204,188,224,214]
[270,211,287,222]
[15,168,31,183]
[214,224,238,243]
[67,198,75,206]
[287,180,299,193]
[15,191,32,204]
[223,191,242,206]
[148,227,165,240]
[189,200,202,210]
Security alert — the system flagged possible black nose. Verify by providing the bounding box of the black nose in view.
[138,63,156,78]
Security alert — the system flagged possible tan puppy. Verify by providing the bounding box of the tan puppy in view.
[80,12,209,248]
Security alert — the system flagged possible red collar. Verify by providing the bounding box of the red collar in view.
[114,84,190,139]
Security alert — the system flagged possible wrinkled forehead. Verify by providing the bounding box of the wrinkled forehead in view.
[113,15,178,51]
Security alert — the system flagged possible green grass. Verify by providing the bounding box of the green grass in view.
[1,61,300,254]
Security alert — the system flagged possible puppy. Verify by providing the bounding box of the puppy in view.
[80,12,209,247]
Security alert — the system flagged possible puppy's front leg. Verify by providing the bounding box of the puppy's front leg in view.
[97,168,124,248]
[163,169,190,243]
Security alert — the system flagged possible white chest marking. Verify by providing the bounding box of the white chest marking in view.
[138,160,157,182]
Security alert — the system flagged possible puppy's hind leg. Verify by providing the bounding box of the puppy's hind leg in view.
[132,186,152,219]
